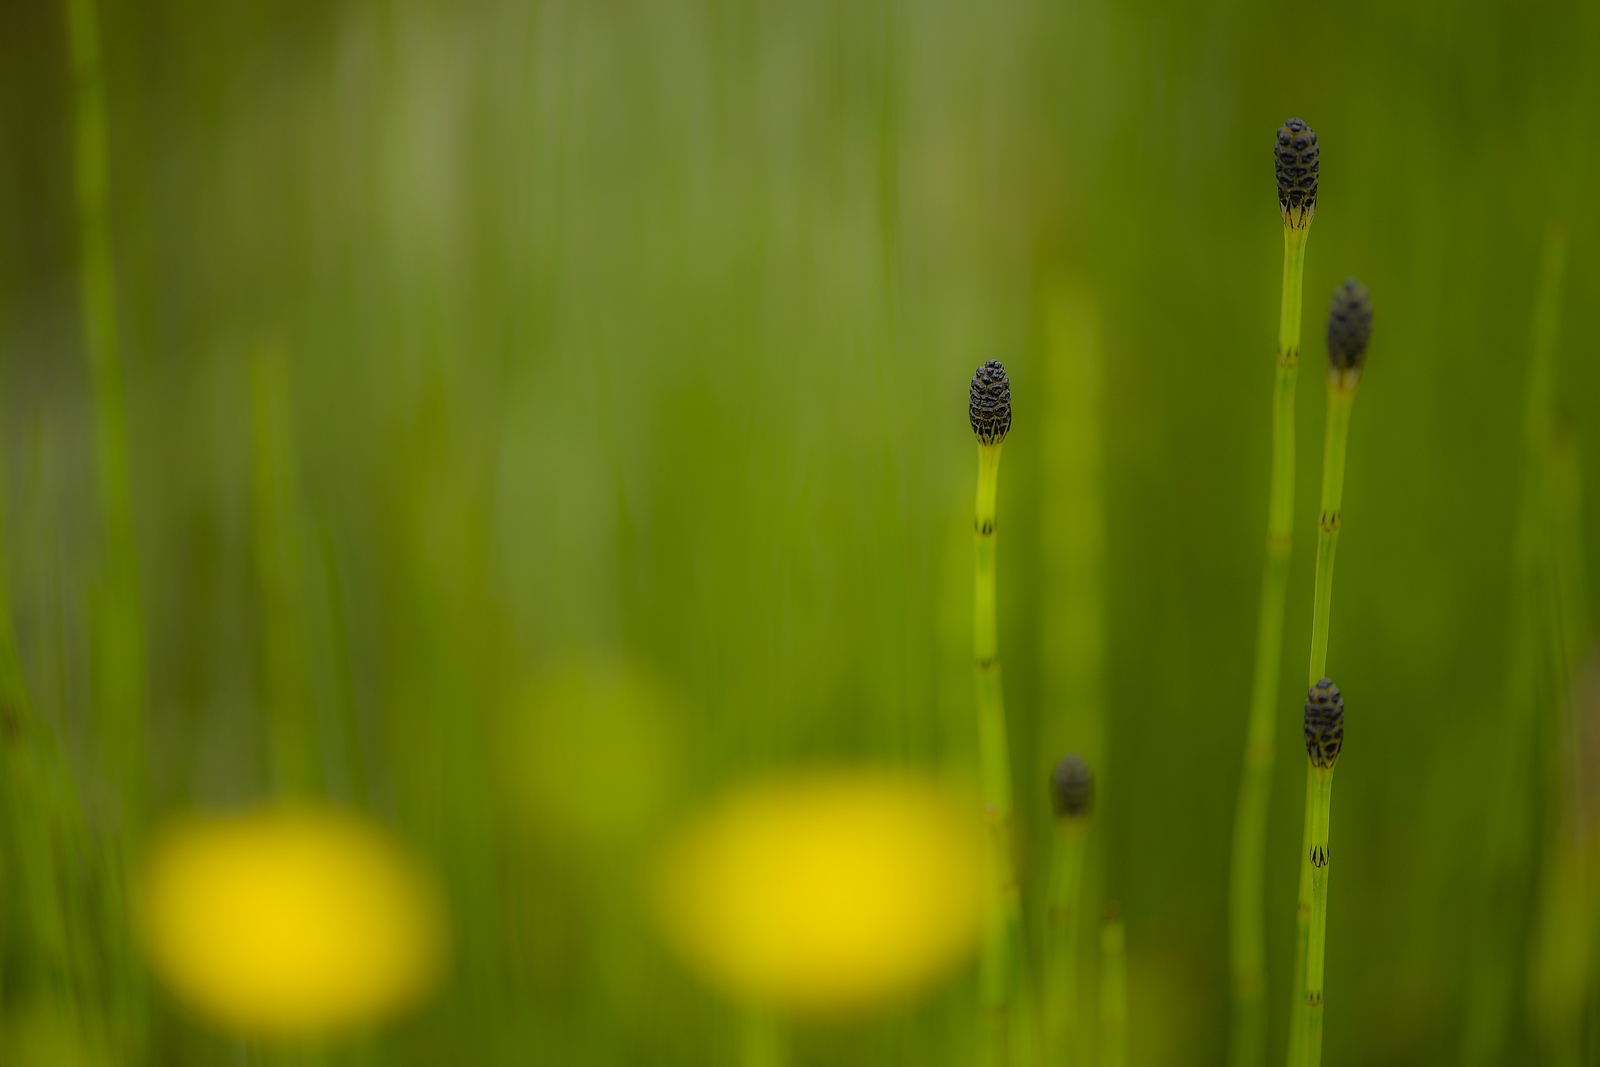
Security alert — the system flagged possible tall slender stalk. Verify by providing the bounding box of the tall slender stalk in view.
[1099,904,1127,1067]
[971,360,1023,1067]
[1297,683,1344,1067]
[67,0,146,817]
[0,406,88,1032]
[65,0,149,1053]
[1519,226,1591,1067]
[1458,227,1569,1067]
[1228,117,1318,1067]
[1039,282,1108,1038]
[1047,755,1094,1067]
[1287,280,1371,1067]
[251,349,324,797]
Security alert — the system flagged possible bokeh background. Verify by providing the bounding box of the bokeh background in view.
[3,0,1600,1063]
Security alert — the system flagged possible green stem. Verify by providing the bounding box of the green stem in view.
[741,1012,789,1067]
[0,488,88,1031]
[1228,224,1309,1067]
[1307,380,1356,683]
[975,440,1023,1067]
[1288,377,1357,1067]
[1458,225,1568,1067]
[67,0,146,817]
[66,0,149,1054]
[251,350,323,797]
[1286,770,1313,1067]
[1099,907,1127,1067]
[1297,766,1336,1067]
[1046,819,1090,1066]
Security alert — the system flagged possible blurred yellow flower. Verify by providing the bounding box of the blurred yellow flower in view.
[138,807,447,1037]
[651,769,983,1017]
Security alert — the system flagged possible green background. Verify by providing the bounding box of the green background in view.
[2,0,1598,1063]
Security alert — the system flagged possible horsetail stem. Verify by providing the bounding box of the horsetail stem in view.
[970,359,1022,1066]
[1307,280,1370,676]
[67,0,148,825]
[1288,282,1370,1067]
[1047,755,1094,1067]
[1099,903,1128,1067]
[1228,117,1318,1067]
[1295,681,1344,1067]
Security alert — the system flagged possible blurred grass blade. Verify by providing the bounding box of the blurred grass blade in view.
[251,346,323,798]
[1099,905,1127,1067]
[1459,226,1575,1067]
[64,0,148,1053]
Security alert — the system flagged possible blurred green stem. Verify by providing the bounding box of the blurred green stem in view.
[1039,284,1108,1050]
[741,1011,789,1067]
[66,0,146,816]
[1287,374,1357,1067]
[0,427,87,1029]
[1099,906,1127,1067]
[1521,227,1591,1067]
[66,0,148,1051]
[1228,223,1308,1067]
[974,440,1024,1067]
[251,349,324,797]
[1458,225,1570,1067]
[1046,817,1090,1066]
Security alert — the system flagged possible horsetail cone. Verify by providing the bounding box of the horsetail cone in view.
[1326,278,1372,376]
[1304,679,1345,770]
[970,360,1012,444]
[1275,118,1319,229]
[1050,754,1094,820]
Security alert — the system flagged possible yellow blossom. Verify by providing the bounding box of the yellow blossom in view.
[651,769,983,1017]
[138,807,447,1037]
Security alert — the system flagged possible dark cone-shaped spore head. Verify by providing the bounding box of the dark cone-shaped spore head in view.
[1304,678,1345,769]
[1326,278,1373,375]
[1050,753,1094,820]
[969,360,1012,444]
[1276,118,1319,228]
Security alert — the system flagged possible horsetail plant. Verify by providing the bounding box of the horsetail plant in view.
[1228,116,1319,1067]
[1287,279,1371,1067]
[970,360,1024,1066]
[1307,279,1371,679]
[1294,680,1346,1067]
[1047,755,1095,1066]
